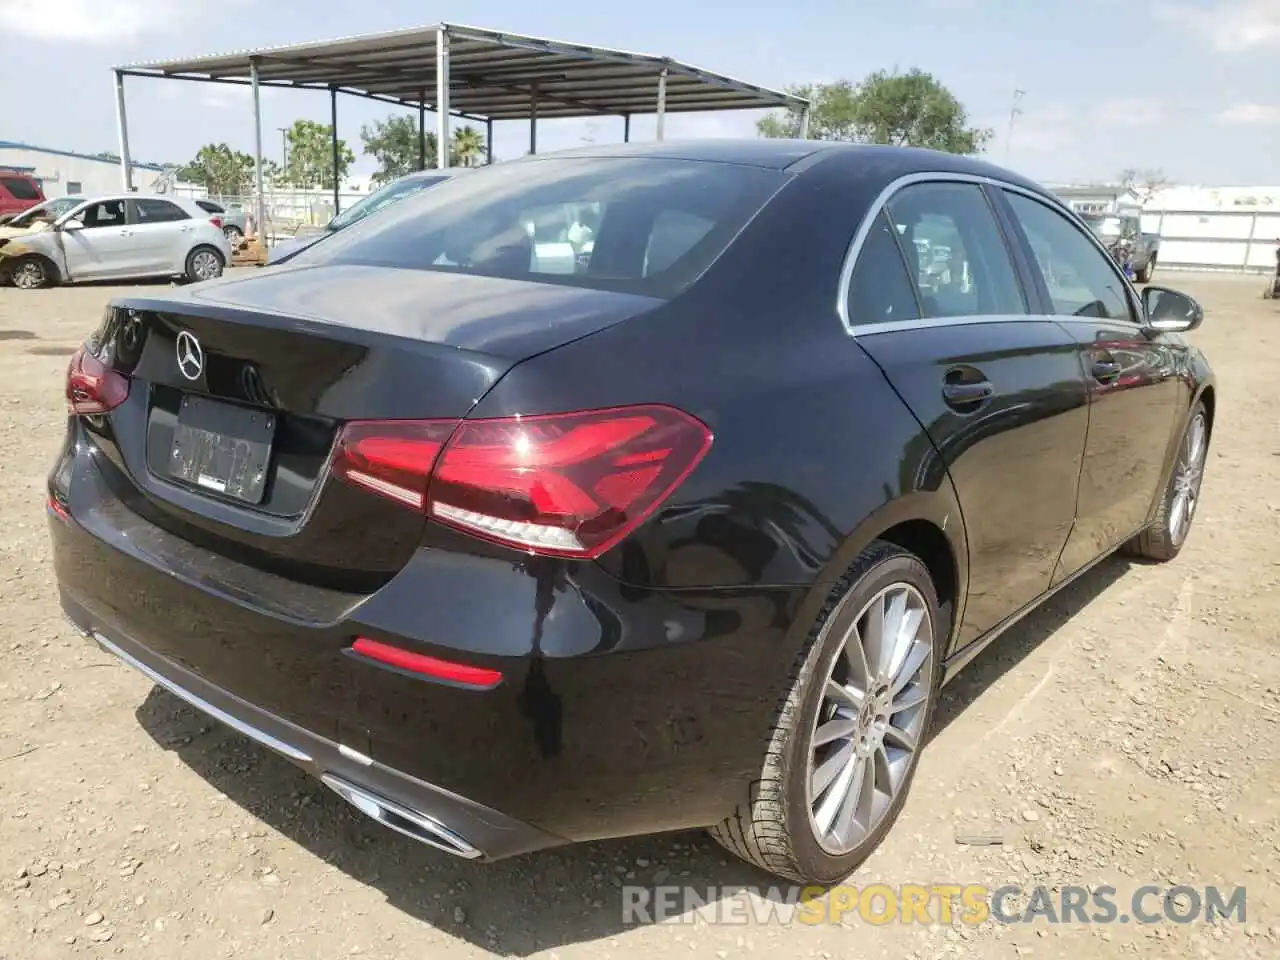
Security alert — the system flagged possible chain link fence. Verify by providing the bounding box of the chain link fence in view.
[169,185,373,244]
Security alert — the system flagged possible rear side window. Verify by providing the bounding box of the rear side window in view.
[135,199,190,223]
[295,158,787,298]
[846,210,920,327]
[1,177,40,200]
[196,200,224,214]
[886,183,1026,318]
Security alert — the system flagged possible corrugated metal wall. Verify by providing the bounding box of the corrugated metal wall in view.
[1140,209,1280,273]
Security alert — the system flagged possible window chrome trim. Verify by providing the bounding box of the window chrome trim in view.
[835,171,1140,336]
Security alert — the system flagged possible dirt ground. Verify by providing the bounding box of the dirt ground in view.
[1,272,1277,960]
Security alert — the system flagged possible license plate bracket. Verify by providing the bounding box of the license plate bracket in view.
[168,395,274,504]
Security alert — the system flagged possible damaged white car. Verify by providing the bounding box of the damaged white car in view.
[0,194,230,289]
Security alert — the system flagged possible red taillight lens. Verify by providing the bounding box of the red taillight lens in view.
[350,637,503,689]
[66,344,129,416]
[332,404,713,559]
[332,420,455,509]
[209,216,223,229]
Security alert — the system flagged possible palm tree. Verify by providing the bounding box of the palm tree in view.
[451,126,486,167]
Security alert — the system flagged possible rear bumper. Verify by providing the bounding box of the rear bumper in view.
[62,596,561,861]
[49,435,811,846]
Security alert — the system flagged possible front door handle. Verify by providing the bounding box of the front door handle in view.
[942,380,994,409]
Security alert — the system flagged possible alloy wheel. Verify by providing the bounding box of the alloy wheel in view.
[807,582,934,855]
[192,251,222,281]
[12,262,43,290]
[1169,412,1207,546]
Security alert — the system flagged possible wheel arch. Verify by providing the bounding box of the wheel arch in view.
[804,491,970,656]
[2,250,61,286]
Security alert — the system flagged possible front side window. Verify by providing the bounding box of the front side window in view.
[846,210,920,327]
[886,182,1026,318]
[71,200,126,230]
[294,158,786,298]
[1005,192,1134,321]
[134,199,190,223]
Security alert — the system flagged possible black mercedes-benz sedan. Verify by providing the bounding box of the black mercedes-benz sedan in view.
[49,140,1214,885]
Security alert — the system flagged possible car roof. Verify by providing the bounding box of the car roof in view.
[512,138,1050,194]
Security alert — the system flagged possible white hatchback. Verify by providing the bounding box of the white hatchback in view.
[0,194,232,290]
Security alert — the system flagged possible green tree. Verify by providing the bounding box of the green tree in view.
[361,115,438,184]
[283,119,354,189]
[452,126,486,167]
[175,143,257,195]
[759,70,992,155]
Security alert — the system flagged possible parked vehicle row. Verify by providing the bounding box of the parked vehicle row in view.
[48,141,1212,886]
[0,194,229,289]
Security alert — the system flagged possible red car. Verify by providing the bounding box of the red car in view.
[0,170,45,220]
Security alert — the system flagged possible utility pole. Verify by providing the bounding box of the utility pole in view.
[278,127,289,171]
[1005,89,1025,165]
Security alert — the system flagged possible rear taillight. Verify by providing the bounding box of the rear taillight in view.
[333,405,713,559]
[66,344,129,416]
[209,216,223,230]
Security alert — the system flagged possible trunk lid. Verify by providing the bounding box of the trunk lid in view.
[88,266,662,590]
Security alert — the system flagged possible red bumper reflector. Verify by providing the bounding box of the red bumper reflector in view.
[350,637,503,690]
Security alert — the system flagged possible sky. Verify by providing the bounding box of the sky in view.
[1,0,1278,185]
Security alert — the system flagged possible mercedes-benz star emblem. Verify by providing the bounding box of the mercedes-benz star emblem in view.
[176,330,204,381]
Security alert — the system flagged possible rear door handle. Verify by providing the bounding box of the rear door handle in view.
[1091,359,1121,382]
[942,381,994,409]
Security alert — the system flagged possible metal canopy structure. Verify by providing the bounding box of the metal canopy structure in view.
[113,23,810,240]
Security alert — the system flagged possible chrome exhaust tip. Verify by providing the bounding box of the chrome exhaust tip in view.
[320,774,482,860]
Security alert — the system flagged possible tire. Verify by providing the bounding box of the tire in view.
[223,225,243,242]
[1135,258,1154,284]
[185,246,225,283]
[8,255,51,290]
[1123,401,1208,562]
[709,541,943,884]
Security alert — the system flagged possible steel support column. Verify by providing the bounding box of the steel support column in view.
[799,105,811,139]
[113,70,134,191]
[530,83,539,155]
[418,91,427,170]
[655,68,668,140]
[436,28,450,169]
[330,87,340,214]
[485,118,493,164]
[250,58,265,242]
[623,114,631,143]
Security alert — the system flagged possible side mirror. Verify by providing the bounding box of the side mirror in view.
[59,219,84,232]
[1142,285,1203,334]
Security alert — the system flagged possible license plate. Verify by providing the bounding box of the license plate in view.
[168,395,274,504]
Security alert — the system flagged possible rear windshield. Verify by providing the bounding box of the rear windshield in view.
[291,157,787,297]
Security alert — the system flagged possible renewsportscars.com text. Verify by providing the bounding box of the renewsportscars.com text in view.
[621,883,1246,926]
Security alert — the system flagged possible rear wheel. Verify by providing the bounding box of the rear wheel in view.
[185,246,225,283]
[1124,402,1208,561]
[223,225,243,242]
[1135,257,1155,284]
[710,541,942,884]
[8,256,51,290]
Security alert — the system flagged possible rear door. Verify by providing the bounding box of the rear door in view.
[130,198,193,274]
[845,179,1090,650]
[996,189,1186,582]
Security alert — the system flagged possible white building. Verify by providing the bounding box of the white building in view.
[0,141,167,198]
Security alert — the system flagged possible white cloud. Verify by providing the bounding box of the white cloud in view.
[1095,98,1166,126]
[1154,0,1280,52]
[1217,102,1280,124]
[0,0,232,43]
